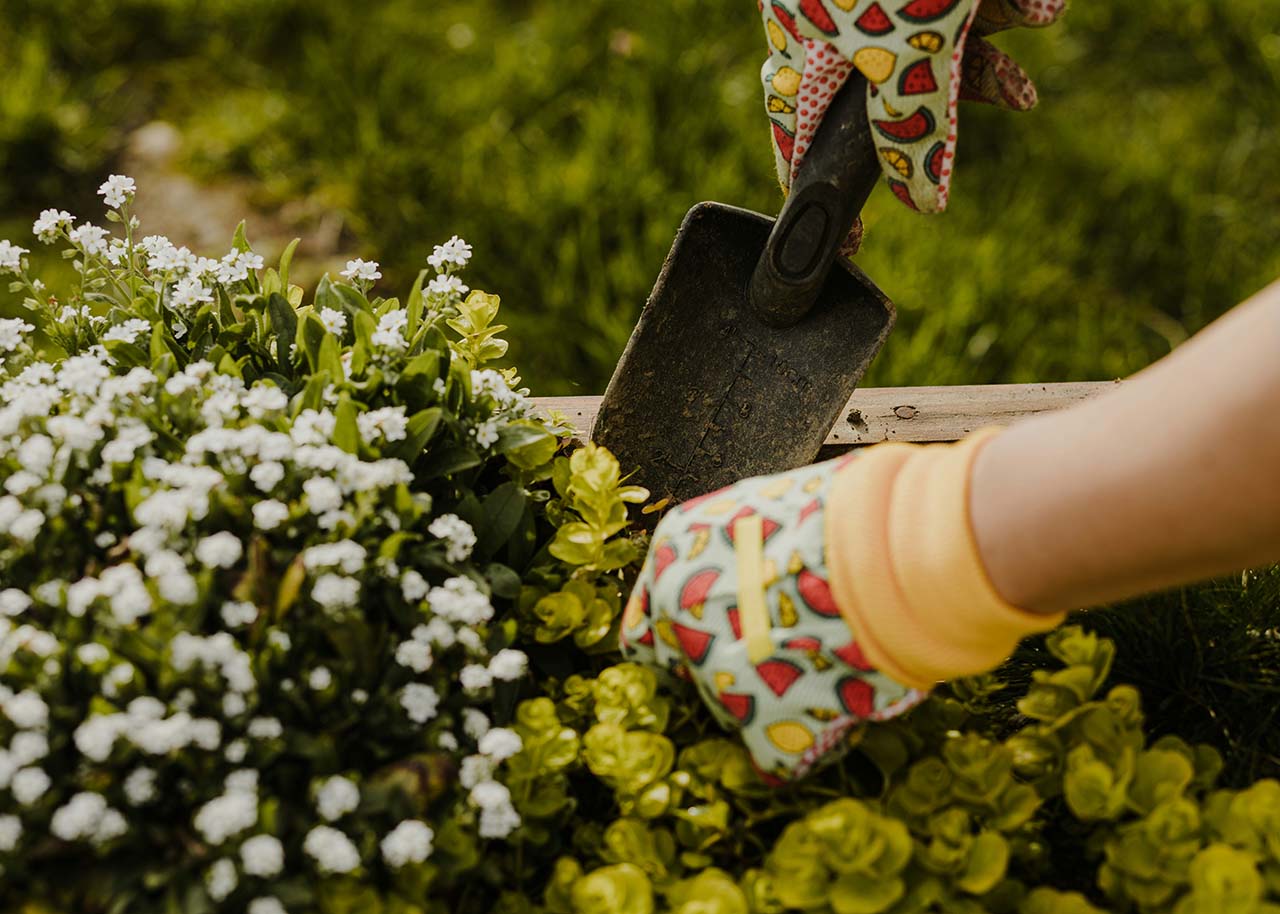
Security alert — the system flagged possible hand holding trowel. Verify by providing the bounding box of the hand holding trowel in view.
[600,0,1071,784]
[592,0,1062,510]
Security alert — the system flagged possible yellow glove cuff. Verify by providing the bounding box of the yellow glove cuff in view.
[825,427,1066,690]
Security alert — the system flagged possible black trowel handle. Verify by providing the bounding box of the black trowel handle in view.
[750,73,880,328]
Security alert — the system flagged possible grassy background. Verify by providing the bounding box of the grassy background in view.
[3,0,1278,394]
[2,0,1279,776]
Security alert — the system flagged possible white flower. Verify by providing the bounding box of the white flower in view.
[241,834,286,877]
[49,788,115,839]
[247,717,283,739]
[0,240,29,274]
[371,309,408,350]
[340,258,382,284]
[69,224,111,257]
[252,494,288,529]
[242,384,288,417]
[303,476,343,513]
[4,690,49,729]
[12,767,51,805]
[400,683,440,724]
[0,589,32,617]
[489,648,529,681]
[32,209,75,243]
[196,531,244,568]
[10,732,48,766]
[396,574,429,608]
[428,235,472,270]
[312,574,359,610]
[303,825,361,874]
[206,858,238,902]
[75,643,109,665]
[394,639,433,673]
[0,814,22,852]
[224,694,247,718]
[250,461,286,493]
[74,715,124,762]
[221,600,259,628]
[462,708,490,741]
[427,274,469,297]
[308,666,333,691]
[249,898,288,914]
[478,728,523,762]
[420,607,467,643]
[480,803,522,839]
[459,755,494,790]
[0,318,35,353]
[102,318,152,345]
[98,174,137,209]
[171,277,214,312]
[124,768,157,805]
[302,540,366,574]
[315,775,360,821]
[319,307,347,335]
[8,508,43,543]
[473,418,500,449]
[357,406,408,445]
[427,514,476,563]
[381,820,435,868]
[437,732,459,752]
[194,786,258,845]
[460,664,493,692]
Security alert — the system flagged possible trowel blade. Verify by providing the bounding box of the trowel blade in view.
[592,201,894,510]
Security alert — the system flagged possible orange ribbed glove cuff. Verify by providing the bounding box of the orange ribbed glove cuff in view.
[825,427,1066,691]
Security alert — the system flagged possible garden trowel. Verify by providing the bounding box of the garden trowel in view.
[592,73,893,511]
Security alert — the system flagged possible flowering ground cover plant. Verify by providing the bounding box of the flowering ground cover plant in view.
[2,180,1280,914]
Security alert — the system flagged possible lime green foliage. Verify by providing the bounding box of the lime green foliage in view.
[3,1,1279,393]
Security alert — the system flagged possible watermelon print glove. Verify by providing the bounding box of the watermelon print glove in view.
[618,453,927,784]
[761,0,1067,215]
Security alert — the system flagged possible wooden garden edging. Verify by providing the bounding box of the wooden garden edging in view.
[532,381,1119,447]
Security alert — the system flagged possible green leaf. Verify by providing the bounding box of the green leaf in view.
[477,482,529,558]
[269,293,299,374]
[333,394,360,454]
[318,331,344,379]
[406,268,430,336]
[299,312,327,372]
[419,444,482,481]
[484,563,522,600]
[278,237,301,290]
[387,407,442,463]
[314,273,341,316]
[830,872,904,914]
[497,420,559,470]
[955,832,1009,895]
[231,220,252,253]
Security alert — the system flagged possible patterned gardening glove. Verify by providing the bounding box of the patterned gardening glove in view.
[761,0,1067,217]
[618,452,927,784]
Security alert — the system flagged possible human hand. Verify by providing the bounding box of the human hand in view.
[618,453,927,784]
[761,0,1066,216]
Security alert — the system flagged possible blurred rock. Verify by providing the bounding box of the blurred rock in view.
[119,120,352,287]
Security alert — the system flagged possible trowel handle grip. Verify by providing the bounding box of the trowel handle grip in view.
[750,72,880,328]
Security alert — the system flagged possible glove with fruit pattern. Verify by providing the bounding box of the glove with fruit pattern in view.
[618,452,927,784]
[762,0,1067,216]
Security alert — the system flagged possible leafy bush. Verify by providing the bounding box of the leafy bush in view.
[3,185,1280,914]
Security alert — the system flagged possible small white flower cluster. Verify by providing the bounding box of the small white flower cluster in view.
[0,191,546,901]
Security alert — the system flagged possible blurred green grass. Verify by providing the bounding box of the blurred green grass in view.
[2,0,1277,394]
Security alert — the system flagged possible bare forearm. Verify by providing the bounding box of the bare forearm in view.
[971,279,1280,614]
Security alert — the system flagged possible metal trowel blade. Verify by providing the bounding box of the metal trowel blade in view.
[591,201,894,510]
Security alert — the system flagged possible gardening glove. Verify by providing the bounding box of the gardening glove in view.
[619,428,1066,783]
[761,0,1067,217]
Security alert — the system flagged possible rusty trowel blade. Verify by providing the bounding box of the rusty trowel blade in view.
[591,201,894,508]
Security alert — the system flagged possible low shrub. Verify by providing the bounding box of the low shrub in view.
[2,183,1279,913]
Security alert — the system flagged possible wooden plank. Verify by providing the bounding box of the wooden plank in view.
[531,381,1119,446]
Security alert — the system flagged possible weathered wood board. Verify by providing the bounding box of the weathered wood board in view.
[532,381,1119,447]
